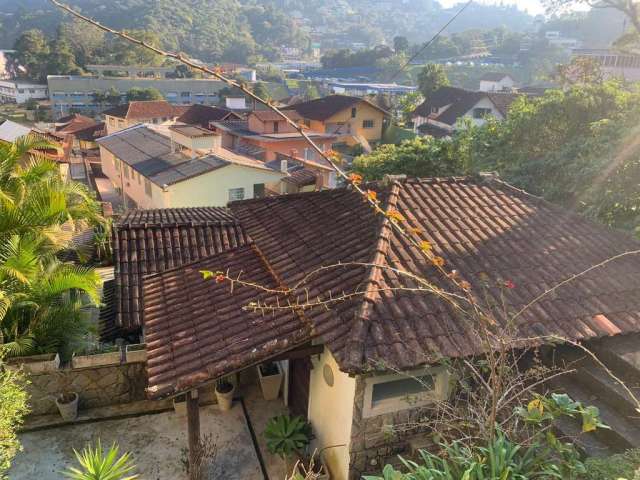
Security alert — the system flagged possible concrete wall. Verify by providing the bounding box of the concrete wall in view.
[167,163,285,207]
[323,101,386,143]
[26,361,147,416]
[308,348,356,480]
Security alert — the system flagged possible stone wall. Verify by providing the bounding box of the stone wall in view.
[348,376,432,479]
[26,360,147,416]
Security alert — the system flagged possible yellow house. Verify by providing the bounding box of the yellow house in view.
[96,124,286,209]
[283,94,389,149]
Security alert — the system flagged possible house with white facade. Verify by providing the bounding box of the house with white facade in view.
[0,80,48,104]
[412,86,519,138]
[96,124,286,209]
[478,72,516,92]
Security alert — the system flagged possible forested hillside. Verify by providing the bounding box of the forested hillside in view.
[0,0,538,61]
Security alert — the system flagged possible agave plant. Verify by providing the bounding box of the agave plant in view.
[63,440,138,480]
[264,414,312,460]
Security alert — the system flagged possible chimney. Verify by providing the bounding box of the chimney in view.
[280,158,288,173]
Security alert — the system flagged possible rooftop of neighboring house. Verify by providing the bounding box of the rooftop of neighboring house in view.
[412,86,520,126]
[0,119,31,142]
[96,124,283,187]
[102,100,180,120]
[54,114,104,138]
[480,72,514,82]
[211,119,337,142]
[283,94,389,121]
[131,176,640,399]
[249,109,303,123]
[175,104,240,128]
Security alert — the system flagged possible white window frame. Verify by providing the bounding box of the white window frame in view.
[228,187,245,202]
[362,366,451,418]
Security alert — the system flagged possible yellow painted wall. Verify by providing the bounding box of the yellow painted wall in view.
[322,101,386,143]
[167,163,285,207]
[308,348,355,480]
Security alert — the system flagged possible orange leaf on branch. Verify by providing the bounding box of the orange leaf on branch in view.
[387,209,405,223]
[432,256,445,267]
[349,173,363,185]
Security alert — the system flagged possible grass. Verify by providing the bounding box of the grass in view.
[584,449,640,480]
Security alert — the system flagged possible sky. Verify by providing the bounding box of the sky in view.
[439,0,548,15]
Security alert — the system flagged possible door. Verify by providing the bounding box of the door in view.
[288,357,312,418]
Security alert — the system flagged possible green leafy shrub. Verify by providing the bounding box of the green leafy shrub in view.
[0,368,29,479]
[264,414,312,460]
[584,449,640,480]
[62,440,138,480]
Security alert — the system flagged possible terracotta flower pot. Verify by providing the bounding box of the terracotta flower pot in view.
[56,392,79,421]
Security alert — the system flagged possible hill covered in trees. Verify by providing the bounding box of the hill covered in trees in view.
[0,0,540,63]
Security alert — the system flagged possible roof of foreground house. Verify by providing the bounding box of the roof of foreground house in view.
[113,207,248,330]
[141,176,640,398]
[0,119,32,142]
[283,94,389,121]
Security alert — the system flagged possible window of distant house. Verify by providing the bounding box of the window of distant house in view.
[137,171,142,185]
[253,183,266,199]
[114,159,120,172]
[351,107,357,118]
[123,165,130,179]
[473,108,492,119]
[181,91,190,98]
[431,107,438,114]
[228,187,245,202]
[362,366,451,418]
[144,178,153,197]
[109,118,115,126]
[273,121,279,133]
[362,119,375,129]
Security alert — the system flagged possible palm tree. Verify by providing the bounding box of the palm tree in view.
[0,135,103,358]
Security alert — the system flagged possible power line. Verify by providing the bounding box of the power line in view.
[389,0,474,82]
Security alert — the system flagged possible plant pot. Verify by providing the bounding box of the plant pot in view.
[5,352,60,374]
[56,392,79,421]
[257,362,283,400]
[71,350,121,369]
[125,343,146,363]
[215,383,236,412]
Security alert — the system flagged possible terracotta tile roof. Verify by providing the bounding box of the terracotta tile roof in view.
[113,207,247,330]
[102,101,178,120]
[283,94,389,121]
[231,177,640,372]
[176,104,240,128]
[250,110,302,122]
[282,168,318,187]
[486,93,521,117]
[143,244,311,399]
[141,177,640,397]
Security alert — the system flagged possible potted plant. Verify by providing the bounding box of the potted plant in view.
[215,377,235,412]
[55,372,79,421]
[125,343,146,363]
[5,352,60,374]
[56,391,79,421]
[257,361,283,400]
[265,414,312,473]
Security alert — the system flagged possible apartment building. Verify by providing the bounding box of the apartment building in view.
[0,80,48,104]
[47,65,227,119]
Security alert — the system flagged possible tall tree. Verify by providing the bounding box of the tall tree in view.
[417,64,450,98]
[393,36,410,54]
[126,87,164,102]
[13,29,50,82]
[46,37,80,76]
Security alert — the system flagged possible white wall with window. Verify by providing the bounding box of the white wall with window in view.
[362,366,451,418]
